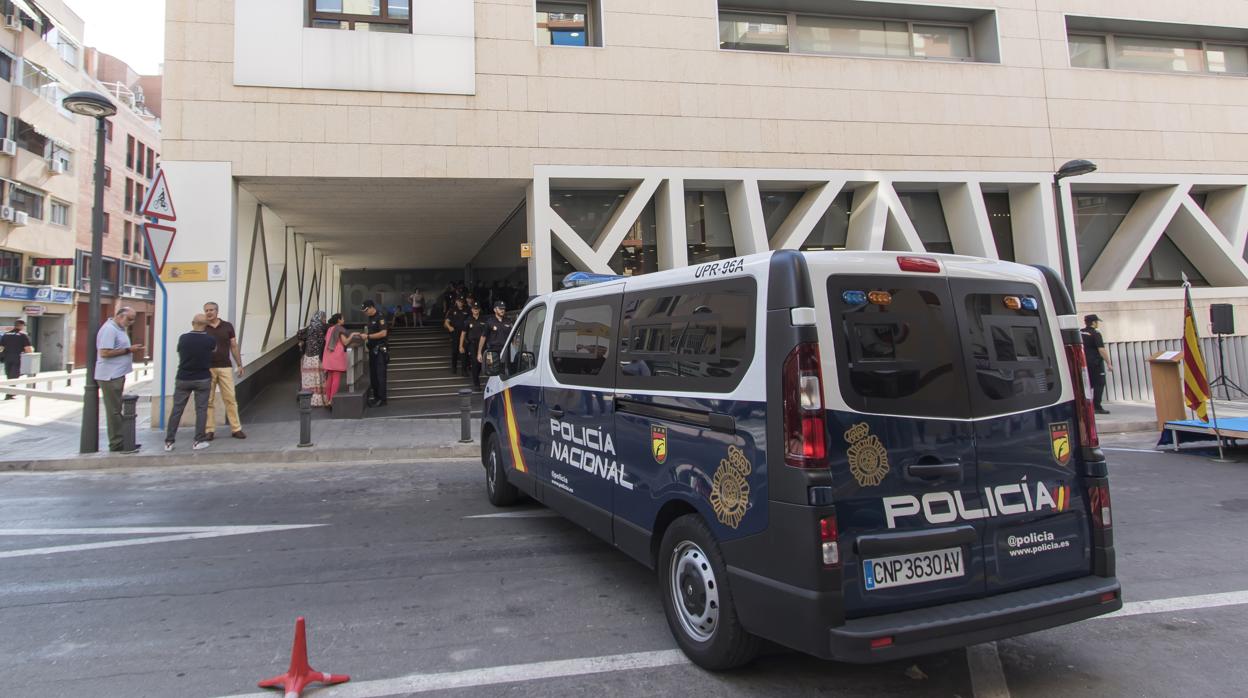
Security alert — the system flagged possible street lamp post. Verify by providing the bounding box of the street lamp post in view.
[63,91,118,454]
[1052,159,1098,301]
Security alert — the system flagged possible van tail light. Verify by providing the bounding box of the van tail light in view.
[819,515,839,567]
[1065,343,1100,449]
[897,256,941,273]
[1088,482,1112,531]
[783,342,827,468]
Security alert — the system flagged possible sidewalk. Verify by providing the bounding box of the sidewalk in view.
[1096,398,1248,434]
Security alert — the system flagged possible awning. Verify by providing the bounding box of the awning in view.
[28,122,72,151]
[27,1,83,44]
[10,0,38,21]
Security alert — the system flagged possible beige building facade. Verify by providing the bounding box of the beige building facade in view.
[158,0,1248,389]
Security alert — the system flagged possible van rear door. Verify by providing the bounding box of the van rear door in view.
[824,273,986,617]
[948,276,1092,593]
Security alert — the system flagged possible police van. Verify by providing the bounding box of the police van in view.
[478,250,1120,670]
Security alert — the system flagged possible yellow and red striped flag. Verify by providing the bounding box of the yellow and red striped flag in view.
[1182,279,1211,421]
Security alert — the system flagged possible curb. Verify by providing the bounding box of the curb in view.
[0,443,480,472]
[1099,420,1160,434]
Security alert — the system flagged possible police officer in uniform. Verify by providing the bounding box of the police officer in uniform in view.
[444,296,470,375]
[461,303,488,390]
[481,301,514,370]
[360,300,389,406]
[1080,314,1113,415]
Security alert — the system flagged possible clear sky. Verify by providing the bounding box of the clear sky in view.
[65,0,166,75]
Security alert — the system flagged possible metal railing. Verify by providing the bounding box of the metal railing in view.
[1104,335,1248,403]
[0,362,155,417]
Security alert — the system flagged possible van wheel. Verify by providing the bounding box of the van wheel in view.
[658,514,759,670]
[484,433,520,507]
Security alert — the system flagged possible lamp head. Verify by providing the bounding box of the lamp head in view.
[1056,159,1097,181]
[62,91,117,119]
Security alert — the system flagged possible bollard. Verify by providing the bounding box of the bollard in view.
[297,390,313,447]
[458,388,473,443]
[121,394,138,452]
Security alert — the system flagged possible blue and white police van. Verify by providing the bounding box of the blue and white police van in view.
[478,250,1120,670]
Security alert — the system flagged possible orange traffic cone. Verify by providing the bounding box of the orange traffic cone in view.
[258,617,350,698]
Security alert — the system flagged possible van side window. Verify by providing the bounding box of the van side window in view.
[830,277,970,419]
[506,305,546,377]
[550,299,617,387]
[618,277,756,393]
[957,288,1058,412]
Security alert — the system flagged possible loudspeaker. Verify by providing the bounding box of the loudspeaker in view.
[1210,304,1235,335]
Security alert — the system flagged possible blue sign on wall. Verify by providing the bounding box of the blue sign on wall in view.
[0,282,74,304]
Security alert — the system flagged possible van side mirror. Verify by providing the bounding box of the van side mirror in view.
[483,350,502,376]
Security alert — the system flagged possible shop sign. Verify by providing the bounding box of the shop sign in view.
[22,305,45,316]
[0,282,73,304]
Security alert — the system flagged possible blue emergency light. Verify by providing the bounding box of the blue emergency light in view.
[842,290,868,306]
[1021,296,1039,311]
[562,272,625,289]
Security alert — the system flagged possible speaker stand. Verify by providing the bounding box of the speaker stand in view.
[1209,333,1248,401]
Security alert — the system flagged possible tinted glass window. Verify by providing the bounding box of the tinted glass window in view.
[829,276,968,418]
[619,278,756,393]
[551,301,614,379]
[956,285,1059,412]
[506,305,546,377]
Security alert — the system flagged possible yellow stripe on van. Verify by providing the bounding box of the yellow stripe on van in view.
[502,389,527,473]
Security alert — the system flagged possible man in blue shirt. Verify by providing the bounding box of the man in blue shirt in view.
[165,314,218,451]
[96,307,143,452]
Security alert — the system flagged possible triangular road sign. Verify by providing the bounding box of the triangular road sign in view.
[142,168,176,222]
[144,222,176,274]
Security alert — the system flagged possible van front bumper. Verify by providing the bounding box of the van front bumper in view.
[827,575,1121,663]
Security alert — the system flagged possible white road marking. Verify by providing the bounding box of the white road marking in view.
[1102,447,1159,453]
[218,649,690,698]
[463,510,561,519]
[0,525,325,559]
[1097,589,1248,619]
[967,642,1010,698]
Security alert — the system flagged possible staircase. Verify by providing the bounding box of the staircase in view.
[380,325,483,417]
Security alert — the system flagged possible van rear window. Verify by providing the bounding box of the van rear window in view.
[954,284,1058,412]
[829,277,970,419]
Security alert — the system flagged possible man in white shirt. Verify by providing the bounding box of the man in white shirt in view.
[96,307,143,452]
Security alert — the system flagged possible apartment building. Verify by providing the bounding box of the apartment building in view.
[158,0,1248,386]
[72,47,161,367]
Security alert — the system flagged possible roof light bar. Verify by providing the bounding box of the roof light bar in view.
[561,272,625,289]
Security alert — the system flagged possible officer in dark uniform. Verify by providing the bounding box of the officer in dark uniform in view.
[482,300,514,369]
[444,296,469,374]
[360,300,389,406]
[461,303,488,390]
[1080,314,1113,415]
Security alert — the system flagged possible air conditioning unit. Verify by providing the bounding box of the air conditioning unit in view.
[49,159,67,175]
[11,210,28,226]
[0,139,15,157]
[3,15,18,32]
[0,206,13,222]
[26,266,45,283]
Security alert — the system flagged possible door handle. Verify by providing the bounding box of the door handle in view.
[526,401,538,413]
[549,406,564,418]
[905,462,962,481]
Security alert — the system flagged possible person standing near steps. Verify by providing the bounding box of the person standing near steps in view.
[164,314,217,451]
[203,302,246,440]
[96,307,144,452]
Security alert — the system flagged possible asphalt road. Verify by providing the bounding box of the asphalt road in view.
[0,431,1245,697]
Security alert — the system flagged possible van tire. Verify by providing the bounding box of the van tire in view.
[658,514,759,670]
[484,432,520,507]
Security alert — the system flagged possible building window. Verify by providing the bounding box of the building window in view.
[0,51,12,83]
[126,135,135,169]
[1132,235,1207,288]
[104,166,112,188]
[1067,24,1248,76]
[50,200,69,226]
[537,2,600,47]
[124,178,133,212]
[105,119,114,143]
[308,0,412,33]
[0,249,21,283]
[124,222,131,256]
[9,186,44,220]
[684,191,738,264]
[146,147,154,178]
[984,193,1015,262]
[136,141,145,174]
[49,28,80,67]
[0,111,7,140]
[896,192,954,254]
[721,6,976,61]
[20,59,69,113]
[13,119,47,156]
[102,212,110,236]
[134,182,145,213]
[1074,194,1137,281]
[49,144,71,173]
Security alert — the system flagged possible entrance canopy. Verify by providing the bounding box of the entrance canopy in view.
[238,177,528,269]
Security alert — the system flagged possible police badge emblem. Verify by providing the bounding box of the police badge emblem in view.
[845,422,890,487]
[1050,421,1071,466]
[710,445,751,529]
[651,424,668,464]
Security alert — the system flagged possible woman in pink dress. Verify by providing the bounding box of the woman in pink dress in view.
[322,313,355,406]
